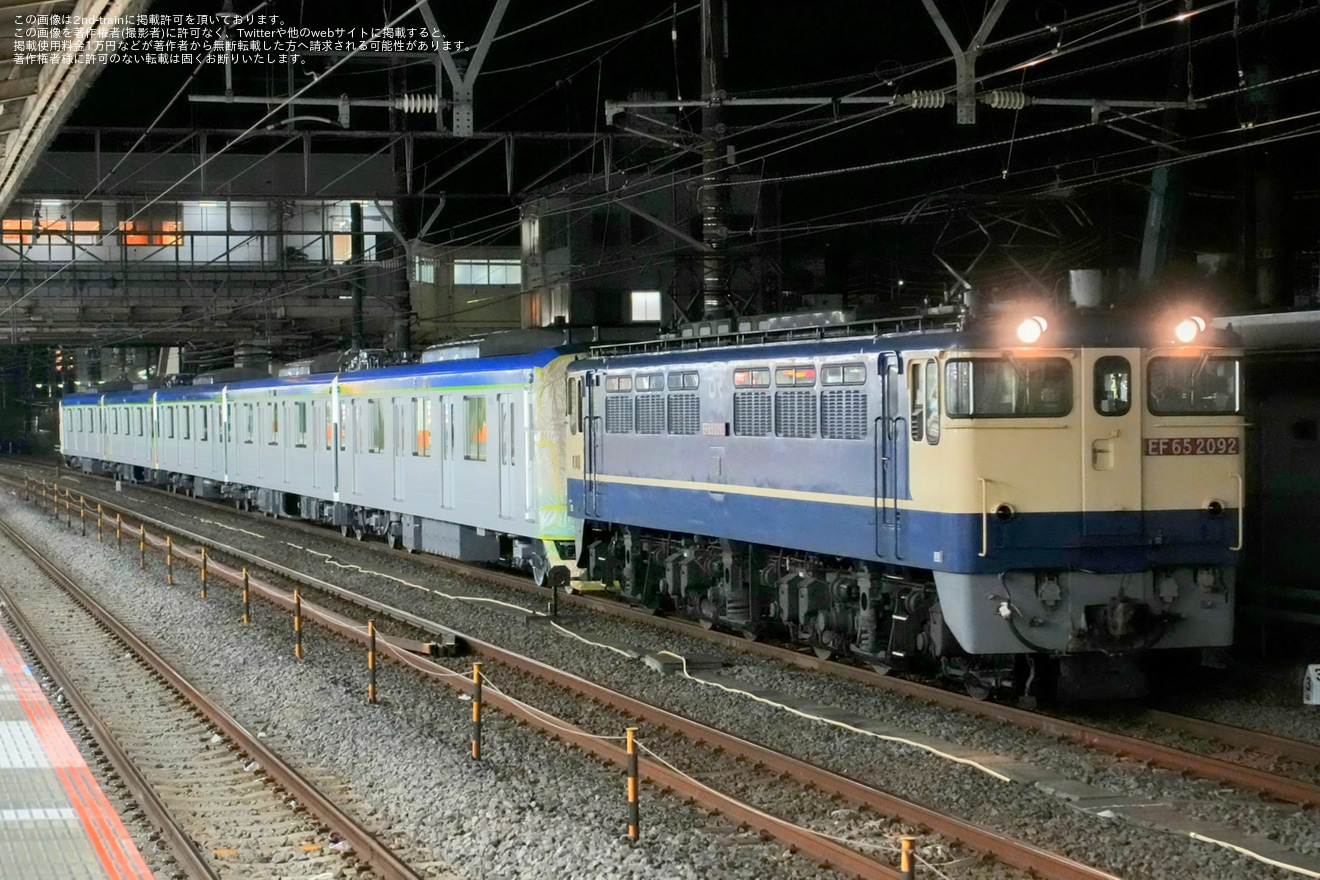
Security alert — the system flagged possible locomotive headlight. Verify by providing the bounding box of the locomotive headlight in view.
[1173,315,1206,344]
[1016,315,1048,344]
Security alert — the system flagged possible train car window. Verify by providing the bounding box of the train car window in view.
[635,374,664,391]
[605,375,633,392]
[775,366,815,387]
[368,399,385,453]
[324,405,333,450]
[166,407,175,439]
[885,362,901,439]
[411,398,432,456]
[465,396,487,461]
[733,368,771,388]
[200,406,209,442]
[668,371,699,390]
[910,364,925,442]
[945,358,1072,418]
[925,361,941,445]
[1147,357,1241,415]
[822,363,866,386]
[1094,356,1131,416]
[339,402,348,451]
[182,406,191,440]
[244,404,254,443]
[295,402,309,448]
[267,402,279,445]
[137,409,144,437]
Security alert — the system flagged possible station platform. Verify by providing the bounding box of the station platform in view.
[0,622,154,879]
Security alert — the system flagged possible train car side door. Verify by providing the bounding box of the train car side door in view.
[1082,350,1143,538]
[875,353,905,559]
[393,398,407,502]
[440,396,455,509]
[497,393,516,518]
[583,371,601,517]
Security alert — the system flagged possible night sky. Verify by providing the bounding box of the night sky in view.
[60,0,1320,302]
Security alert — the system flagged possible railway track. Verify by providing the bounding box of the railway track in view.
[0,515,439,880]
[5,468,1131,880]
[9,464,1320,878]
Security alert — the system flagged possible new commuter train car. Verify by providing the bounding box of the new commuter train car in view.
[61,309,1245,698]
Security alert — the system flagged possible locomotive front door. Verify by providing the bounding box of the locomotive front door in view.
[497,394,515,519]
[1081,349,1143,539]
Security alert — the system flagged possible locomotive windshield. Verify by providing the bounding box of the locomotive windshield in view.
[1147,356,1241,415]
[944,357,1072,418]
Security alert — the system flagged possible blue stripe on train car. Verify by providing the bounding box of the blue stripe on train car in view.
[567,477,1238,573]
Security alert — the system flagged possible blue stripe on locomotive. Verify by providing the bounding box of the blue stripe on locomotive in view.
[568,476,1237,574]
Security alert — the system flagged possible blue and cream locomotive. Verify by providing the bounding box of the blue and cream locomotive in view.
[60,308,1245,697]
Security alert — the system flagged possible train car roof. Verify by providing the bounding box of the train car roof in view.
[61,347,570,406]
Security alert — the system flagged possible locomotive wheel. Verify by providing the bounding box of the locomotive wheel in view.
[340,525,351,538]
[352,527,365,541]
[963,670,993,701]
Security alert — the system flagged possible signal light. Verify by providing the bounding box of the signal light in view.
[1173,315,1206,344]
[1016,315,1048,344]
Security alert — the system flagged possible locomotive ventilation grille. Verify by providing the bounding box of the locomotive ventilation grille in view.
[821,390,867,440]
[635,394,665,434]
[605,396,634,433]
[775,390,818,438]
[668,394,701,435]
[733,392,772,436]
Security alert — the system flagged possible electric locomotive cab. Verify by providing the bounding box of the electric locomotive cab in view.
[924,311,1242,697]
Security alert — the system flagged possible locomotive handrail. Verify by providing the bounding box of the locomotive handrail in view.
[978,477,988,558]
[1231,473,1244,551]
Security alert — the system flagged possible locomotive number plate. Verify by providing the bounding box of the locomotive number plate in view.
[1144,437,1239,456]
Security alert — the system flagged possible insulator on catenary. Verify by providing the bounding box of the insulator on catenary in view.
[394,94,440,113]
[904,90,947,109]
[983,90,1029,110]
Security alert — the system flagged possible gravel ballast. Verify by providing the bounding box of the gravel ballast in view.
[11,479,1320,880]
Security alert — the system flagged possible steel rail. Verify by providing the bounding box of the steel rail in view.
[0,516,428,880]
[24,474,1320,807]
[0,580,219,880]
[42,489,1125,880]
[1135,709,1320,767]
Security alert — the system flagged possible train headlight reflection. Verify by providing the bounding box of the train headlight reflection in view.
[1016,316,1048,344]
[1173,315,1206,344]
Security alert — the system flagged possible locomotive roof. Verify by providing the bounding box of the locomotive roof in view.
[574,312,1243,369]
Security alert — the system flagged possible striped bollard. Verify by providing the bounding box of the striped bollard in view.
[139,524,146,569]
[64,491,70,527]
[116,514,122,552]
[96,504,103,542]
[166,536,173,585]
[367,621,377,704]
[626,727,640,842]
[899,836,916,880]
[200,547,208,598]
[242,568,250,624]
[293,590,303,659]
[79,497,85,537]
[470,663,482,760]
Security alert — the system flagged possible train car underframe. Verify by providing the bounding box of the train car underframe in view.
[582,523,1232,701]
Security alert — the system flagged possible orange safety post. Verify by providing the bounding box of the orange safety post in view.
[626,727,640,842]
[367,621,377,704]
[166,536,173,585]
[470,663,482,760]
[899,836,916,880]
[200,547,208,598]
[242,568,250,624]
[96,504,103,542]
[139,524,146,569]
[293,590,303,659]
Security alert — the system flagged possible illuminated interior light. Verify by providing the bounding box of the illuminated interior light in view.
[1016,315,1047,344]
